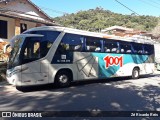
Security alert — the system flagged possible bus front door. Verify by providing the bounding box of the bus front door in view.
[20,38,48,86]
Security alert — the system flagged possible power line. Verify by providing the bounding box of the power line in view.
[150,0,160,6]
[139,0,160,10]
[114,0,140,16]
[39,6,68,15]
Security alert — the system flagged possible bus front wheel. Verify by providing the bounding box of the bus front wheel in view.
[132,68,140,79]
[55,70,71,87]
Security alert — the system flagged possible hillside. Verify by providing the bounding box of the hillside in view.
[54,7,158,32]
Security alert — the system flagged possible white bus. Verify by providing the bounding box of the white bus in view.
[6,26,155,87]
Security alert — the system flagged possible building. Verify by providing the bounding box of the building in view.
[101,25,147,37]
[0,0,57,42]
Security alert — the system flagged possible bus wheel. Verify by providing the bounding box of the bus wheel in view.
[55,71,71,87]
[132,68,140,79]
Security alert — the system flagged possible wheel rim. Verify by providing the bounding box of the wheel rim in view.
[134,70,139,78]
[59,75,68,84]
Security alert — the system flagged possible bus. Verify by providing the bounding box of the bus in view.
[154,43,160,70]
[6,26,155,87]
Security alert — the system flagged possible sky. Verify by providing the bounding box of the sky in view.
[31,0,160,18]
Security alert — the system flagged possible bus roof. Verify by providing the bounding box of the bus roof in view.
[24,26,155,45]
[24,26,114,38]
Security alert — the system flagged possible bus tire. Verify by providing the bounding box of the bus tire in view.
[55,70,71,87]
[132,68,140,79]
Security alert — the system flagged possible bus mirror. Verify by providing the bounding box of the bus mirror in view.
[3,44,12,53]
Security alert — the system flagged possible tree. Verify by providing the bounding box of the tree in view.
[53,8,158,32]
[152,19,160,38]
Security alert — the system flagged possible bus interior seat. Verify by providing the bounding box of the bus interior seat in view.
[145,51,148,54]
[112,48,117,52]
[90,46,96,51]
[95,47,101,52]
[87,46,90,51]
[126,50,131,53]
[138,50,143,53]
[74,45,81,50]
[121,49,124,53]
[106,49,110,52]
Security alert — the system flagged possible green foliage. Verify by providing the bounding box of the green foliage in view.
[152,19,160,37]
[0,62,7,81]
[54,7,158,32]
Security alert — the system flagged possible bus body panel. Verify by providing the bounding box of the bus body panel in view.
[74,52,154,79]
[20,61,49,86]
[50,52,154,83]
[74,52,99,80]
[6,66,21,86]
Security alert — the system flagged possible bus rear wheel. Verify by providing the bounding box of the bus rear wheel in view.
[132,68,140,79]
[55,71,71,87]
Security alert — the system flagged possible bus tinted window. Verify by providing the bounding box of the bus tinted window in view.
[132,43,143,54]
[60,33,83,52]
[24,30,61,43]
[22,37,42,64]
[143,44,154,55]
[120,43,132,54]
[104,40,119,53]
[24,41,41,59]
[24,31,60,57]
[86,37,101,52]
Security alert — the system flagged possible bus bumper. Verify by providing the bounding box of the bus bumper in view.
[6,70,21,86]
[156,63,160,71]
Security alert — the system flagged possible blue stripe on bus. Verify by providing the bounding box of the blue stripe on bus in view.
[92,53,149,78]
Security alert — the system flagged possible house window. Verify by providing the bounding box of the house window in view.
[20,23,27,33]
[0,20,7,39]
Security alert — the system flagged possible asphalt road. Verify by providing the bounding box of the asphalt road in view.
[1,72,160,120]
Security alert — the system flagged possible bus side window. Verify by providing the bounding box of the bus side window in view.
[23,41,41,59]
[33,42,40,58]
[86,37,101,52]
[143,44,154,55]
[120,43,132,54]
[21,38,42,65]
[132,43,143,54]
[59,33,83,52]
[24,30,61,57]
[104,40,118,53]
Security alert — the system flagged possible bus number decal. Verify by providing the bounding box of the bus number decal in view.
[104,56,123,68]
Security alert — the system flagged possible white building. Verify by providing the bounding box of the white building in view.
[0,0,57,42]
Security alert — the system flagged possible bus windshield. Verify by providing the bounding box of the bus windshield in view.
[8,36,24,69]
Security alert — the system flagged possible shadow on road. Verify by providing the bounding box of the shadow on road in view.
[16,74,155,92]
[1,74,160,112]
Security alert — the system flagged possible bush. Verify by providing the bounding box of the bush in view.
[0,75,6,81]
[0,62,7,82]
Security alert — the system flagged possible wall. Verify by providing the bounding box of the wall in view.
[0,0,48,21]
[0,0,49,42]
[0,16,15,42]
[0,16,39,42]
